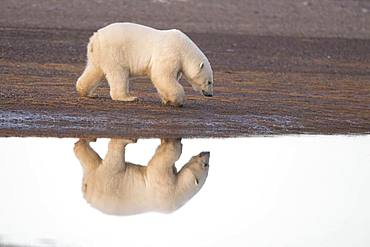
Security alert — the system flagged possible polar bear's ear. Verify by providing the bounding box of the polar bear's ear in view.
[199,62,204,69]
[177,71,182,81]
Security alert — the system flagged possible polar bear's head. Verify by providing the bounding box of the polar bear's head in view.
[184,58,214,97]
[175,151,210,207]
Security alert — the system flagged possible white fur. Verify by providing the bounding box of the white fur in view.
[74,138,209,215]
[76,22,214,106]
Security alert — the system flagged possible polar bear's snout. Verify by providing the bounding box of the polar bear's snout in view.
[202,90,213,97]
[198,151,210,167]
[199,151,210,158]
[201,81,214,97]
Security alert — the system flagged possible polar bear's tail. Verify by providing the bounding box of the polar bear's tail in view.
[87,33,96,53]
[87,32,99,64]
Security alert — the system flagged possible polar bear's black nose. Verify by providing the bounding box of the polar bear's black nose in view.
[199,151,210,157]
[202,90,213,97]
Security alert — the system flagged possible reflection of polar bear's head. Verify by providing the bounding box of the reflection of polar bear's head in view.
[175,151,210,207]
[185,58,214,97]
[181,151,210,186]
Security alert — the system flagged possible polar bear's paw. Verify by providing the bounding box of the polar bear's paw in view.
[85,92,99,98]
[82,138,97,143]
[161,138,182,144]
[111,138,137,145]
[161,99,184,107]
[76,83,98,98]
[160,93,185,107]
[74,138,95,156]
[114,96,139,102]
[125,138,138,143]
[164,102,184,107]
[74,138,96,146]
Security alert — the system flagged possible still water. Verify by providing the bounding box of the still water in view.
[0,136,369,247]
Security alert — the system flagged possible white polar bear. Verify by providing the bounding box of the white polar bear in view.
[74,138,210,215]
[76,22,214,106]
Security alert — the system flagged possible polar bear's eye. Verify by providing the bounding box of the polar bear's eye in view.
[83,183,88,192]
[207,81,212,85]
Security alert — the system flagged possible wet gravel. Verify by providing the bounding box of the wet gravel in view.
[0,27,369,137]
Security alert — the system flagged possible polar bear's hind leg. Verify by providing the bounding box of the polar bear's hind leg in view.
[74,139,102,172]
[76,63,103,97]
[103,138,136,171]
[105,68,138,102]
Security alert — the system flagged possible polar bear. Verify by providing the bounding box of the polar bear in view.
[76,22,214,106]
[74,138,210,215]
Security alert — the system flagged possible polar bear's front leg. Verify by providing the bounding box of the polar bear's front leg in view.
[105,68,138,102]
[151,72,185,107]
[147,138,182,169]
[156,80,185,107]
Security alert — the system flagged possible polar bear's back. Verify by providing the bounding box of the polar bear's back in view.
[98,22,159,45]
[84,164,179,215]
[92,22,189,76]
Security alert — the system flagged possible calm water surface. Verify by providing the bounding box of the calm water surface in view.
[0,136,369,247]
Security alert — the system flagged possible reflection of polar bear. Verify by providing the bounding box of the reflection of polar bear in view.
[74,138,210,215]
[76,22,214,106]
